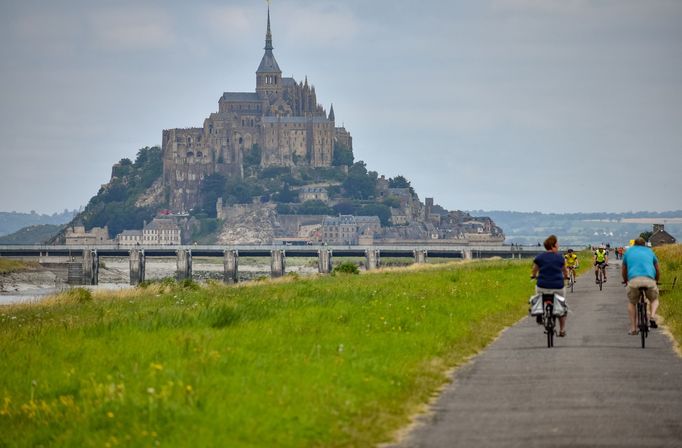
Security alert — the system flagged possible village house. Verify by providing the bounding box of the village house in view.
[116,217,182,246]
[298,187,328,203]
[117,230,143,247]
[65,225,113,245]
[649,224,677,247]
[321,215,381,245]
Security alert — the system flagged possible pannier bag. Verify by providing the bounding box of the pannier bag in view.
[529,294,568,317]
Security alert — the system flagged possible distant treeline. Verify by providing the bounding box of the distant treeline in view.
[469,210,682,246]
[0,210,76,237]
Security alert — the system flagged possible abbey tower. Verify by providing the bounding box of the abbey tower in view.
[162,6,352,212]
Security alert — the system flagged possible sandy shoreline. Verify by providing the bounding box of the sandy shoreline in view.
[1,257,320,305]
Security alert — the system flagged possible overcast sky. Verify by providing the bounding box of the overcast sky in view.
[1,0,681,214]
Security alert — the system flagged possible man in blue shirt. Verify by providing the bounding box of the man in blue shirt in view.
[621,238,661,334]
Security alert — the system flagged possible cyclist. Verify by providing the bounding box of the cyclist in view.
[531,235,569,337]
[564,249,579,283]
[594,245,609,283]
[622,237,660,334]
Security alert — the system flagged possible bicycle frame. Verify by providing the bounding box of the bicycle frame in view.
[597,264,606,291]
[542,293,556,348]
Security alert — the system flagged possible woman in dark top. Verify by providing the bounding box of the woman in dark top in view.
[531,234,569,336]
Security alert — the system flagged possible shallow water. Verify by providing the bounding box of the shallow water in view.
[0,288,63,305]
[0,284,133,306]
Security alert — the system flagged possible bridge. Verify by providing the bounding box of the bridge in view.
[0,244,559,286]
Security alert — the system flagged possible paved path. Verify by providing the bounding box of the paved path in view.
[393,262,682,447]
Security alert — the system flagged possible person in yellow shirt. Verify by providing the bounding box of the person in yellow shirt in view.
[594,245,609,283]
[564,249,579,283]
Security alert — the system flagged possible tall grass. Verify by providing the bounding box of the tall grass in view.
[0,260,535,447]
[655,244,682,346]
[0,258,38,274]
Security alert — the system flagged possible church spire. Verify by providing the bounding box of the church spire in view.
[265,4,273,51]
[256,2,281,95]
[328,104,335,121]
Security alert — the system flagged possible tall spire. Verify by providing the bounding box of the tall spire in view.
[265,4,273,51]
[256,2,281,75]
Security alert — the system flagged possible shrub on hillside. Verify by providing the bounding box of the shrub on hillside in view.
[333,262,360,275]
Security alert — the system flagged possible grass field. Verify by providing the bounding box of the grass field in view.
[0,259,541,447]
[655,244,682,347]
[0,258,38,274]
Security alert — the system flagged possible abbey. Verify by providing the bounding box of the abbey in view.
[162,8,351,212]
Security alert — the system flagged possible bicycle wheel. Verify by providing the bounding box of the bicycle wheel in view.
[545,304,554,348]
[638,302,647,349]
[598,269,603,291]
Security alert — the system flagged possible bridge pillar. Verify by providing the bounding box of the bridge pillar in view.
[224,249,239,283]
[462,249,472,260]
[318,249,333,274]
[365,249,380,270]
[271,250,285,278]
[129,249,145,285]
[82,249,98,285]
[176,249,193,281]
[414,249,427,264]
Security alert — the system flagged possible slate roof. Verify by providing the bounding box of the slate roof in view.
[262,116,330,124]
[222,92,261,102]
[257,51,281,73]
[144,218,180,231]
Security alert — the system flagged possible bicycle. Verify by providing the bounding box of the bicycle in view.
[596,263,607,291]
[541,293,556,348]
[636,286,649,349]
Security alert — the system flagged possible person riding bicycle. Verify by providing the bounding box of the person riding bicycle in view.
[594,245,609,283]
[564,249,579,282]
[621,237,660,335]
[531,235,568,337]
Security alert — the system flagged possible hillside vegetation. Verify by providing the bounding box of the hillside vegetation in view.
[0,210,75,237]
[74,146,163,238]
[0,260,534,447]
[655,244,682,347]
[0,224,64,245]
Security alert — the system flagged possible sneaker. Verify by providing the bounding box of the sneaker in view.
[558,331,566,337]
[628,330,639,335]
[650,319,658,329]
[536,315,543,325]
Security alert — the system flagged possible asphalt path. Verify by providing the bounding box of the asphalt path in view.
[392,261,682,447]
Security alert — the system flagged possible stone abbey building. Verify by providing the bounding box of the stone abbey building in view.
[163,7,351,212]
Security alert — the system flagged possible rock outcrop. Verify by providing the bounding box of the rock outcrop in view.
[216,204,277,245]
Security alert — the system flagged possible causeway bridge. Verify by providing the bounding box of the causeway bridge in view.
[0,244,559,286]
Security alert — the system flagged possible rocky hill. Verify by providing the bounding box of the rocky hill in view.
[56,143,503,246]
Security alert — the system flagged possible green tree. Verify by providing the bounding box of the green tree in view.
[244,144,262,168]
[342,161,377,200]
[273,184,298,203]
[357,204,391,226]
[333,202,356,215]
[298,200,334,215]
[332,142,354,166]
[382,196,401,209]
[224,179,264,204]
[388,175,411,189]
[199,174,227,217]
[639,231,653,242]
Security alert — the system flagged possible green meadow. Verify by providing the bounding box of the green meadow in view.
[0,259,38,274]
[656,244,682,345]
[0,258,559,447]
